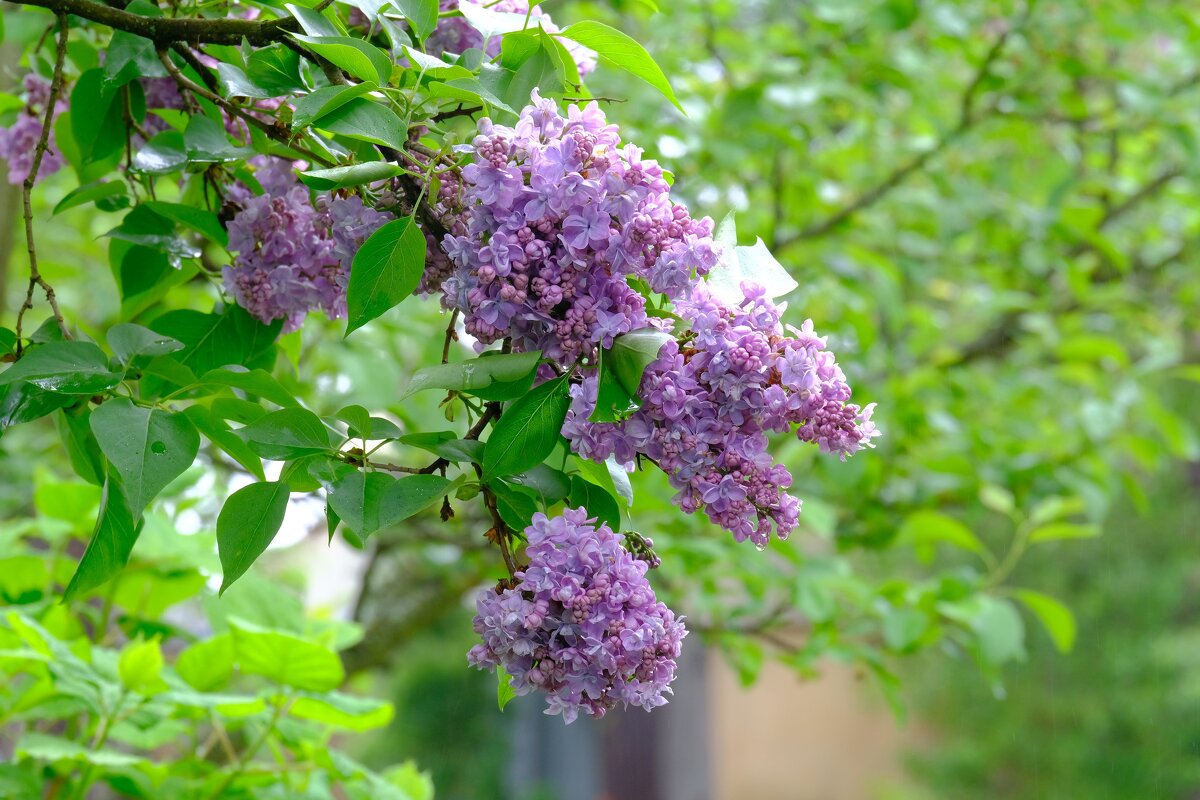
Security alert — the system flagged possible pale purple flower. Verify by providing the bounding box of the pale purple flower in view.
[468,508,686,723]
[223,157,392,331]
[0,74,66,185]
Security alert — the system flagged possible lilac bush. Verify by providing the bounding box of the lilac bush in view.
[468,508,686,722]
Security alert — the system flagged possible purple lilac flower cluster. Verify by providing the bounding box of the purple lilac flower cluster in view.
[439,90,719,364]
[0,74,66,185]
[223,157,391,331]
[428,0,595,77]
[562,282,880,547]
[468,508,686,723]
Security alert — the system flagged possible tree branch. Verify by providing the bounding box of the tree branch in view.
[156,48,335,168]
[947,164,1184,367]
[8,0,297,45]
[15,12,71,351]
[777,2,1035,247]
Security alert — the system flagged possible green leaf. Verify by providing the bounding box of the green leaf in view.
[496,665,517,711]
[103,3,166,85]
[492,478,540,531]
[591,328,673,422]
[292,35,392,84]
[334,405,372,439]
[217,481,291,594]
[402,47,473,80]
[557,21,681,111]
[1027,495,1087,526]
[882,606,930,651]
[183,114,254,163]
[290,692,394,731]
[393,0,438,39]
[0,383,72,435]
[182,405,265,480]
[70,69,124,165]
[175,633,234,690]
[313,97,408,150]
[897,510,991,560]
[291,82,378,129]
[246,44,306,95]
[199,366,299,408]
[508,463,571,506]
[16,733,146,769]
[230,619,344,691]
[237,408,333,461]
[326,468,395,538]
[117,636,164,692]
[56,408,106,486]
[63,475,143,600]
[572,454,633,507]
[346,216,427,334]
[216,62,278,100]
[429,75,517,116]
[402,350,542,399]
[142,201,229,247]
[973,597,1026,665]
[327,468,456,537]
[483,374,571,480]
[53,181,128,215]
[300,161,403,190]
[1011,589,1076,653]
[495,31,567,110]
[107,323,183,365]
[106,204,201,262]
[131,130,187,175]
[286,2,343,37]
[0,328,14,357]
[979,484,1015,516]
[568,474,620,528]
[90,398,200,514]
[0,342,122,395]
[1027,522,1101,544]
[457,2,530,40]
[151,306,282,377]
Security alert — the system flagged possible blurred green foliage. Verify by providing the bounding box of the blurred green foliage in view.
[906,467,1200,799]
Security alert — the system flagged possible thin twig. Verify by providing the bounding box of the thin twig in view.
[777,1,1037,247]
[157,48,334,167]
[15,13,71,352]
[441,309,459,363]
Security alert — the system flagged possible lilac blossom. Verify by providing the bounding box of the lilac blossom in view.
[223,158,391,331]
[0,74,66,185]
[438,91,719,365]
[561,282,881,547]
[468,508,686,723]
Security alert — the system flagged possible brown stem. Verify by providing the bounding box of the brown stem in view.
[156,48,334,167]
[15,12,71,352]
[8,0,298,45]
[441,309,459,363]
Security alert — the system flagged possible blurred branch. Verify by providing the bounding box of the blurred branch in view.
[947,165,1185,367]
[777,2,1036,247]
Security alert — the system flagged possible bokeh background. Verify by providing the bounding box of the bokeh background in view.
[1,0,1197,798]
